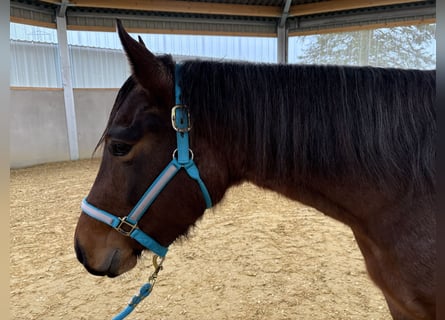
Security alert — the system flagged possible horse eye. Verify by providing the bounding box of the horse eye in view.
[109,142,133,156]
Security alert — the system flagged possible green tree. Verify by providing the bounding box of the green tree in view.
[295,24,435,69]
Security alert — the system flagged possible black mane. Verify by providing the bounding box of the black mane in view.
[180,61,435,194]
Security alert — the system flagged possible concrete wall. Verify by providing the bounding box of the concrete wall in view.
[10,87,118,168]
[74,89,118,159]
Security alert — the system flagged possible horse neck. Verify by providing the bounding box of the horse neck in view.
[183,61,434,226]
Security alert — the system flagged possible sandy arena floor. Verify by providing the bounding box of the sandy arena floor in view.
[10,159,390,319]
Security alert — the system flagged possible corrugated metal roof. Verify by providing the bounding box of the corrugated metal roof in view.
[10,0,436,36]
[170,0,322,5]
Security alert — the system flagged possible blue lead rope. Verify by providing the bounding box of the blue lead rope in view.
[112,283,152,320]
[113,256,164,320]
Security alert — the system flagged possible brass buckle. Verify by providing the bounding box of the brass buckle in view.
[115,216,138,236]
[171,105,191,133]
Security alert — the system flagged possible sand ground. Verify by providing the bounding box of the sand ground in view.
[10,159,390,319]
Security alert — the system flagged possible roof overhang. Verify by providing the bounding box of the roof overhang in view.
[10,0,436,37]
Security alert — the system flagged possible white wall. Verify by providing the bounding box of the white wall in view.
[10,88,118,168]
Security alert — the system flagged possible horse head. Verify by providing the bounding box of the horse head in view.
[74,20,226,277]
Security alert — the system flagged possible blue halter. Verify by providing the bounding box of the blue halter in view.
[81,64,212,258]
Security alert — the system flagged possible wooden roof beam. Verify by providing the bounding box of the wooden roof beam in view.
[42,0,282,17]
[289,0,428,17]
[39,0,430,19]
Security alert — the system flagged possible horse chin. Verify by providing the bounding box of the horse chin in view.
[95,252,136,277]
[106,249,139,277]
[75,238,139,278]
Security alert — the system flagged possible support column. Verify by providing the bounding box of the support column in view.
[56,9,79,160]
[277,25,288,64]
[277,0,291,64]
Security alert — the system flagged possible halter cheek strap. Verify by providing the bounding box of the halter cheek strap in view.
[80,64,212,258]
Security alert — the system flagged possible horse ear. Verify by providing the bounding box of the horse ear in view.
[116,19,173,105]
[138,35,146,47]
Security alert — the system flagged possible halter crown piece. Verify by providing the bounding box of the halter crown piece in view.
[80,63,212,319]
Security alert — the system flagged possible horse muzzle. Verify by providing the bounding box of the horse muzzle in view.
[74,214,142,277]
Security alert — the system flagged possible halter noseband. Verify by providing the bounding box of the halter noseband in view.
[80,64,212,257]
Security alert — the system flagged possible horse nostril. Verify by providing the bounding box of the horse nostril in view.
[74,239,86,265]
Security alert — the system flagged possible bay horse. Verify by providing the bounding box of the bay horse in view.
[74,20,436,320]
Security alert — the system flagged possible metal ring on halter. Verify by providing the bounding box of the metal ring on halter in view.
[172,148,194,160]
